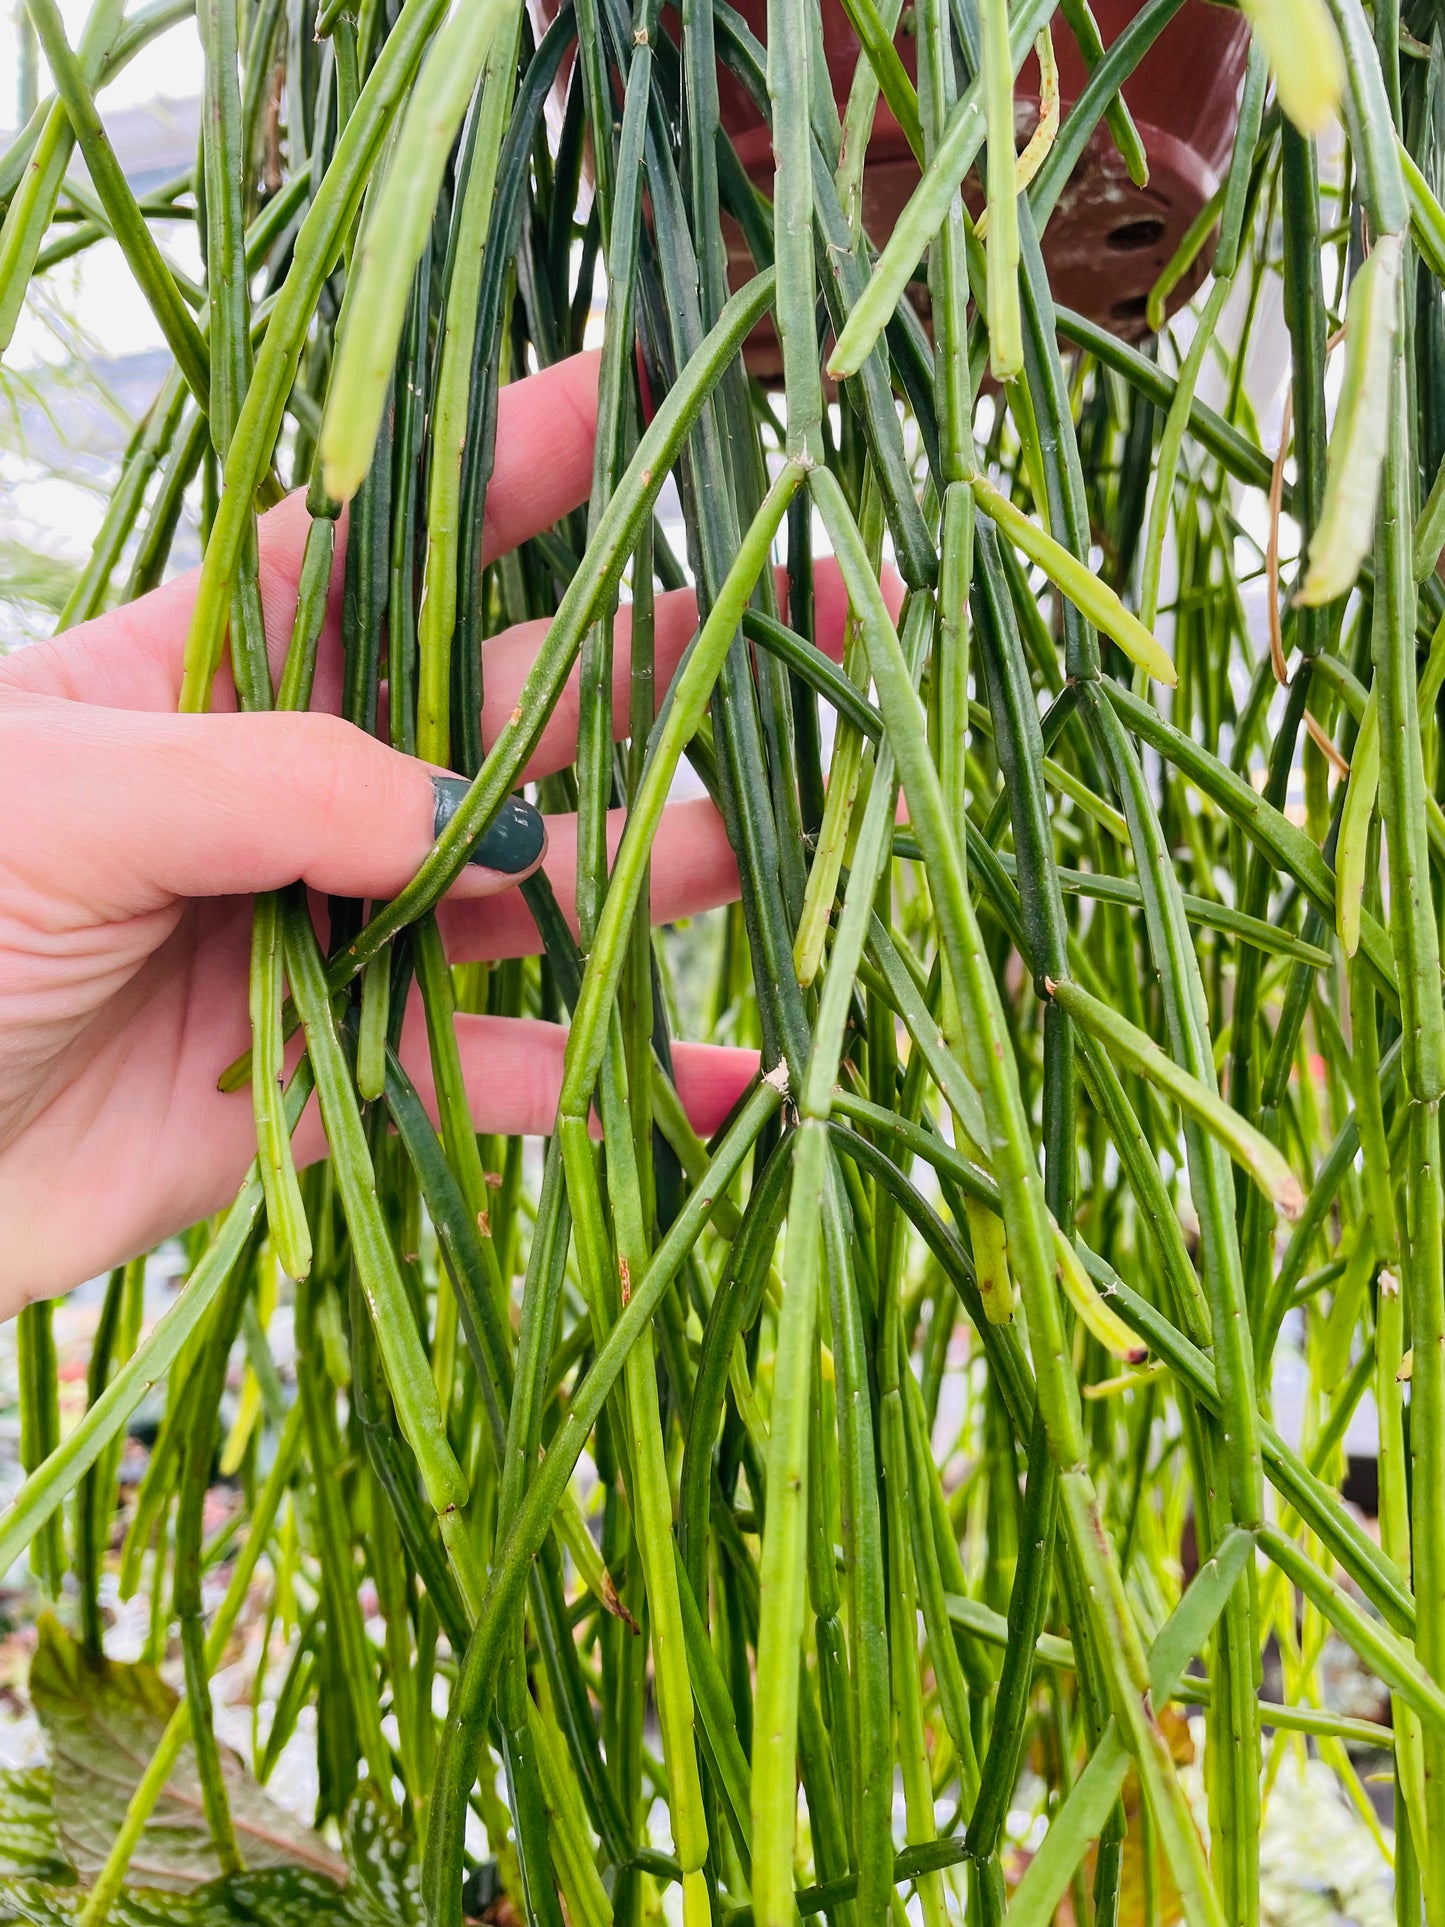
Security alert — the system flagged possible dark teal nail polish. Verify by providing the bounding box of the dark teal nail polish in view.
[432,778,545,873]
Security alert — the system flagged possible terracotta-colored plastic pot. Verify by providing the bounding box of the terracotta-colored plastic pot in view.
[719,0,1250,373]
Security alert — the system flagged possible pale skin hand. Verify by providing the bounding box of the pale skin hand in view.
[0,354,868,1313]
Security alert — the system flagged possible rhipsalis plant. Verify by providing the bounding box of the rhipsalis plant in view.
[3,0,1445,1922]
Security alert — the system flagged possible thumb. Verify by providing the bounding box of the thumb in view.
[4,696,546,912]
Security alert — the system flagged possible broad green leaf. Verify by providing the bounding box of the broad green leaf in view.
[29,1618,346,1895]
[0,1869,366,1925]
[0,1780,415,1927]
[0,1771,72,1885]
[343,1788,423,1927]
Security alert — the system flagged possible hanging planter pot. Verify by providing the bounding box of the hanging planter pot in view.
[717,0,1250,373]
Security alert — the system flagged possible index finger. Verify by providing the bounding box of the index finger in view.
[4,352,602,715]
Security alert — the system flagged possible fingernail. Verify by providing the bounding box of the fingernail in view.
[432,778,545,873]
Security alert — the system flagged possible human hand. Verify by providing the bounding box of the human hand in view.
[0,354,865,1310]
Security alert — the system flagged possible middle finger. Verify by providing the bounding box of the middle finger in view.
[485,557,869,784]
[438,795,738,963]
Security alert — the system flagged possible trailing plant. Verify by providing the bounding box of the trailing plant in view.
[1,0,1443,1922]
